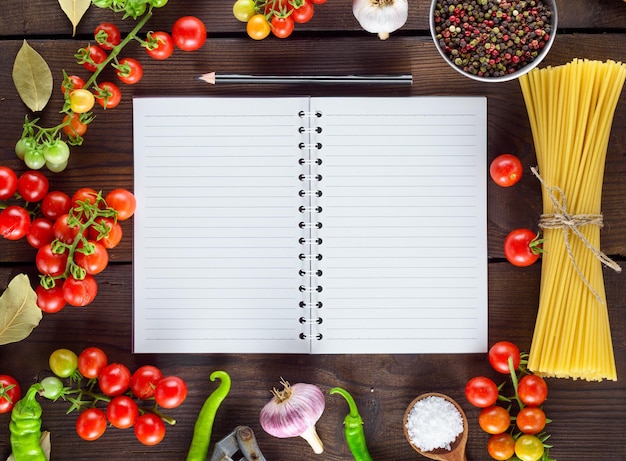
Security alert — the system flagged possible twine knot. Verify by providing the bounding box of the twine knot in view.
[531,167,621,303]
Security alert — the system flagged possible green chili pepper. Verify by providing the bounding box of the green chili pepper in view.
[330,387,374,461]
[9,384,46,461]
[186,370,231,461]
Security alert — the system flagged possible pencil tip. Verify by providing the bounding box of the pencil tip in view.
[195,72,216,84]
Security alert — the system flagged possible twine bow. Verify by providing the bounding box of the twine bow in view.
[531,167,622,304]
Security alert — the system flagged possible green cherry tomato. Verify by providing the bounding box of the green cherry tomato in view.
[233,0,257,22]
[515,434,545,461]
[43,140,70,165]
[24,148,46,170]
[151,0,168,7]
[15,137,38,160]
[40,376,65,400]
[49,348,79,378]
[46,160,69,173]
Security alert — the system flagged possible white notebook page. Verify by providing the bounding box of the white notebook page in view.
[133,97,311,353]
[309,97,488,354]
[133,96,487,354]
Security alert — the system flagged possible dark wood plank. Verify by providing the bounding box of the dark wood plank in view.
[2,0,626,36]
[0,262,624,460]
[2,33,626,261]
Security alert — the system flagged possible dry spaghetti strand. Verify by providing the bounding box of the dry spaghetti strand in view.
[519,59,625,381]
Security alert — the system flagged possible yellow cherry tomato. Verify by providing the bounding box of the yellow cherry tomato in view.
[69,88,95,113]
[233,0,256,22]
[515,434,545,461]
[246,14,271,40]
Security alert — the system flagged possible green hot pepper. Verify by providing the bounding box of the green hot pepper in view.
[186,370,231,461]
[330,387,374,461]
[9,384,46,461]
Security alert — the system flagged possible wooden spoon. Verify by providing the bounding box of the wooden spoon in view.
[403,392,468,461]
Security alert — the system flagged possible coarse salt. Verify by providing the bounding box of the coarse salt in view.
[405,396,463,452]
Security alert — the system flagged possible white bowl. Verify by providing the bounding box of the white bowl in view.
[429,0,558,82]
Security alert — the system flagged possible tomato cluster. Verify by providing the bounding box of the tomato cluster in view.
[465,341,553,461]
[14,0,206,172]
[233,0,328,40]
[45,347,187,445]
[0,165,135,312]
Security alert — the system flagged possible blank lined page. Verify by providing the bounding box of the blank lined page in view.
[310,97,488,354]
[133,97,311,353]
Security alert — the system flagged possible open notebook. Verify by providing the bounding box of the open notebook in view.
[132,96,488,354]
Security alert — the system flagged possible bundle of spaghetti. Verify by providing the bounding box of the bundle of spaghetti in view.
[519,59,625,381]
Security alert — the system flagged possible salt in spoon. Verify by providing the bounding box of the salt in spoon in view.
[403,392,468,461]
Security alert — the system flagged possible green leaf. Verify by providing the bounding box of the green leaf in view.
[58,0,91,36]
[12,41,53,112]
[0,274,42,346]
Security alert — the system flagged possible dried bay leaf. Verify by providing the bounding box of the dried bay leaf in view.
[0,274,42,346]
[58,0,91,36]
[12,41,53,112]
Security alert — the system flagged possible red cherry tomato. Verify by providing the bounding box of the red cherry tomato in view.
[105,189,136,220]
[271,16,295,38]
[130,365,163,399]
[518,374,548,406]
[89,216,123,249]
[488,341,521,374]
[465,376,499,408]
[36,243,68,276]
[36,283,67,314]
[504,228,542,267]
[76,407,107,441]
[95,81,122,109]
[516,406,547,434]
[71,187,100,208]
[82,45,108,72]
[0,375,21,414]
[134,413,165,446]
[154,376,187,408]
[478,405,511,434]
[107,395,139,429]
[0,206,31,240]
[53,213,86,245]
[292,0,315,23]
[487,432,516,460]
[0,166,18,200]
[145,31,174,60]
[62,113,88,139]
[26,217,55,249]
[74,240,109,275]
[94,22,121,50]
[490,153,523,187]
[99,363,131,396]
[63,274,98,307]
[61,74,85,94]
[17,170,49,202]
[77,347,108,379]
[171,16,207,51]
[41,191,72,221]
[116,57,143,85]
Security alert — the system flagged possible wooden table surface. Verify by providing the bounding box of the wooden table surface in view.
[1,1,625,460]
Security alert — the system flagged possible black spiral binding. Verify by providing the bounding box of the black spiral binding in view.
[298,109,323,341]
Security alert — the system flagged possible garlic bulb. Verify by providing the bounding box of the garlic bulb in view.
[353,0,409,40]
[259,379,325,454]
